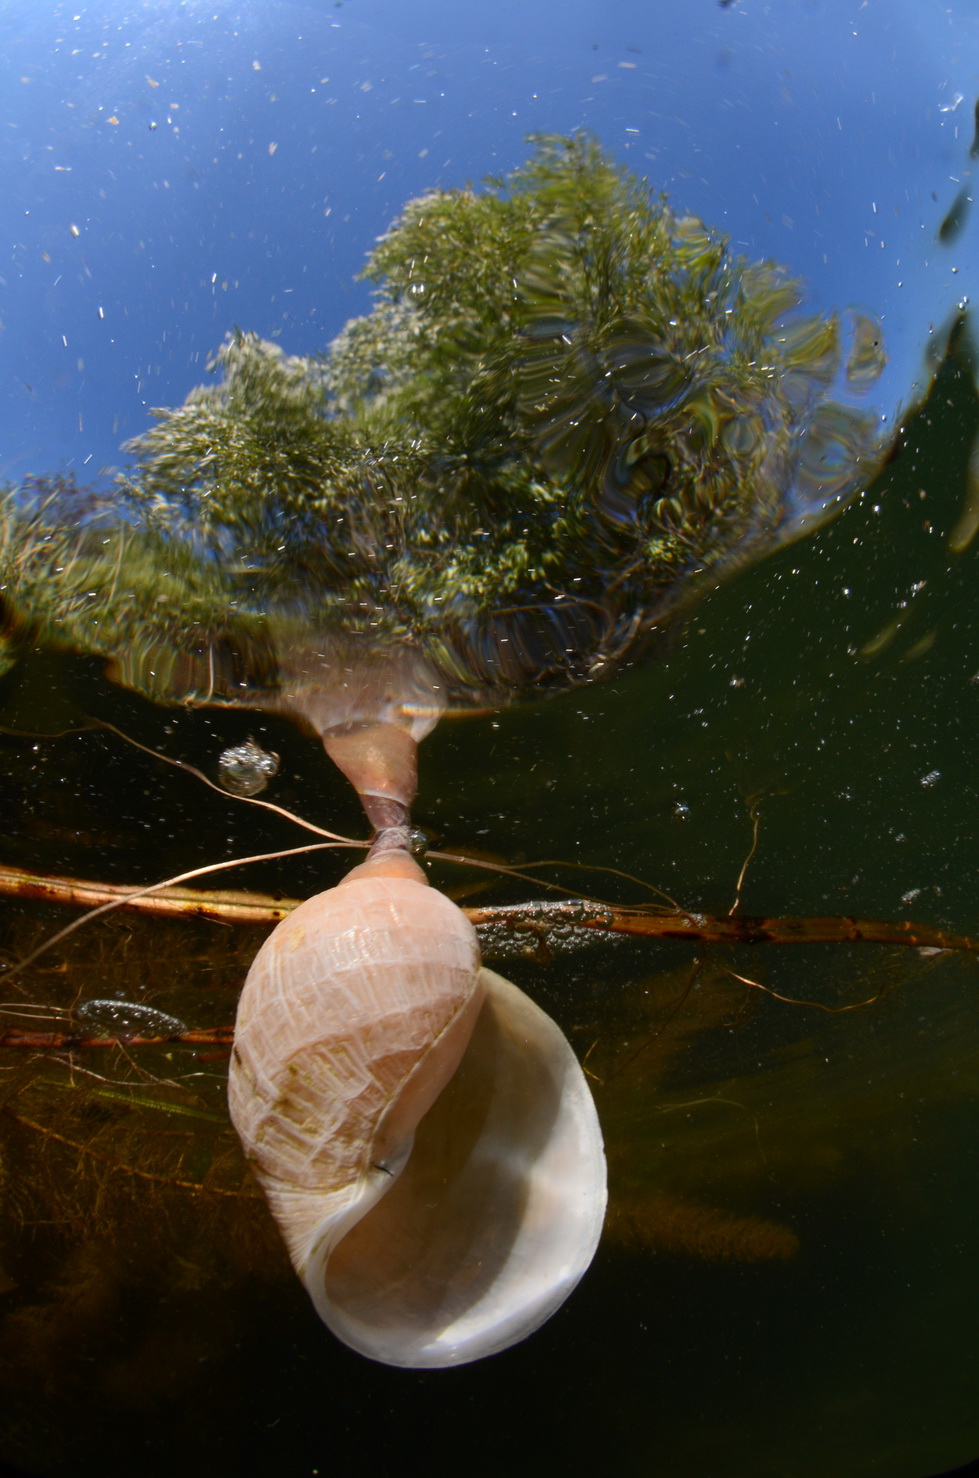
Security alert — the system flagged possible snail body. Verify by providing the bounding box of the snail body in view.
[228,847,607,1368]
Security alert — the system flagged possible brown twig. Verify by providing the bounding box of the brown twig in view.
[0,1026,234,1051]
[0,863,298,924]
[1,863,976,955]
[463,898,979,954]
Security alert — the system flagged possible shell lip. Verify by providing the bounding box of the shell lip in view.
[324,1257,599,1370]
[300,968,608,1370]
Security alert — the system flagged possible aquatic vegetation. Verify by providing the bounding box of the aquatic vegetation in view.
[0,134,886,723]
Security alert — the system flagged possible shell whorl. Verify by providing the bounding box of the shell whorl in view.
[228,851,483,1272]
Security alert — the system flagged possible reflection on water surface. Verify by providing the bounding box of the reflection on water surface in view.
[2,135,889,742]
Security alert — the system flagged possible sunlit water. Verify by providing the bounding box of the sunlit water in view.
[1,4,979,1476]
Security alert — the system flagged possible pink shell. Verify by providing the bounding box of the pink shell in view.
[229,855,481,1217]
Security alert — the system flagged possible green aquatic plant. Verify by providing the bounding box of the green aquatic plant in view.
[0,133,885,719]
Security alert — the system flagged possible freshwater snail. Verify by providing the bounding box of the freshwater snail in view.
[228,818,607,1368]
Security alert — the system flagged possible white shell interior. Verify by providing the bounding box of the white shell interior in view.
[303,967,608,1369]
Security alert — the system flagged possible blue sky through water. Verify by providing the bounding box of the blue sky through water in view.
[0,0,976,484]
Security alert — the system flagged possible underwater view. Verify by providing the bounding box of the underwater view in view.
[1,2,979,1474]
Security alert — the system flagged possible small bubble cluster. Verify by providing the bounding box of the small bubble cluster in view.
[76,999,187,1038]
[218,737,281,796]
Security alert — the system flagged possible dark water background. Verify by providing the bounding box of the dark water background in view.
[0,336,976,1478]
[2,3,979,1475]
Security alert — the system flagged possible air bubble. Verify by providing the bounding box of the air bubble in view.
[218,737,280,796]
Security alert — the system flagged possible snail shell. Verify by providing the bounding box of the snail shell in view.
[228,848,607,1368]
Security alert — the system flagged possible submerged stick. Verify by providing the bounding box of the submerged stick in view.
[464,899,979,955]
[0,862,975,955]
[0,1026,234,1050]
[0,863,296,924]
